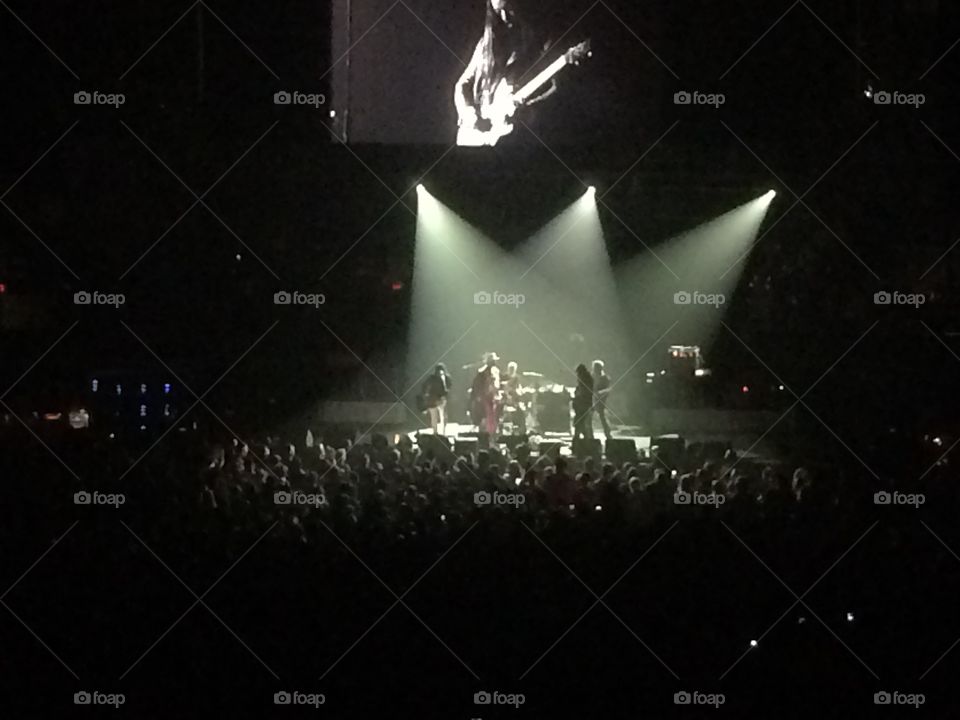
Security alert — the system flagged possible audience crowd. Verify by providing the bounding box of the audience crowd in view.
[2,423,958,715]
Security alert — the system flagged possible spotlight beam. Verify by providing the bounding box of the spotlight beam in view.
[615,191,777,369]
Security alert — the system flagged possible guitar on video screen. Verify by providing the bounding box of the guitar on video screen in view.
[457,39,591,148]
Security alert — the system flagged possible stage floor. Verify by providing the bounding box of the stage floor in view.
[404,421,779,465]
[406,422,653,456]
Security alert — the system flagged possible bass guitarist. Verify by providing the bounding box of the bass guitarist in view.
[455,0,558,146]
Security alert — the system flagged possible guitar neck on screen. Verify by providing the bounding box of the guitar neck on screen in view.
[457,39,592,148]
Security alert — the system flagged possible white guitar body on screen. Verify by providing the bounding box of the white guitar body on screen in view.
[457,80,518,147]
[457,39,591,148]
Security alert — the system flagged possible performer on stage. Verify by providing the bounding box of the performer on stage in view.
[501,361,521,404]
[422,363,451,436]
[572,363,594,441]
[592,359,612,437]
[470,352,502,436]
[501,360,526,434]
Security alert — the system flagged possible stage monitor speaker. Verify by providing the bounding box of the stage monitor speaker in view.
[571,438,602,460]
[605,438,638,466]
[651,434,686,469]
[537,442,564,461]
[454,439,479,457]
[417,433,454,461]
[502,434,529,452]
[513,443,532,464]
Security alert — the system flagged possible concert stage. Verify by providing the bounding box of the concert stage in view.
[316,403,783,465]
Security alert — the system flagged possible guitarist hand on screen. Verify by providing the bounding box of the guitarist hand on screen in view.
[525,78,557,106]
[524,40,558,106]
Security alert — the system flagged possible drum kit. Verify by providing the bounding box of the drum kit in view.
[500,371,574,435]
[461,356,575,435]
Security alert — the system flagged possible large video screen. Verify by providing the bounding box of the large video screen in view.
[330,0,661,146]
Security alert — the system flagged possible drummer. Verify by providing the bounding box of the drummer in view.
[502,361,521,402]
[501,361,525,433]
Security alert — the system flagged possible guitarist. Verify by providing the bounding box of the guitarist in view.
[592,359,612,438]
[469,352,502,436]
[455,0,556,146]
[422,363,452,436]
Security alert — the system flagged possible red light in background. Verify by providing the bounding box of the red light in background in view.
[391,281,404,291]
[0,283,6,294]
[741,385,749,394]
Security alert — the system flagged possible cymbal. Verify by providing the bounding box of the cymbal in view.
[521,371,545,377]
